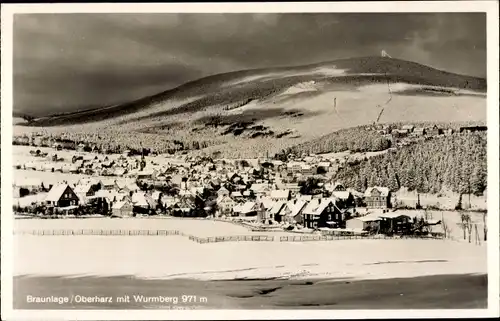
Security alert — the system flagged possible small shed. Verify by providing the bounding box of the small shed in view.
[112,200,134,217]
[346,215,381,231]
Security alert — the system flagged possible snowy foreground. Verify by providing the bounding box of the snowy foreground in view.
[14,234,486,281]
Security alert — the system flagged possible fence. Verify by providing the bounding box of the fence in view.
[13,229,180,237]
[14,229,443,243]
[278,234,444,242]
[13,229,275,244]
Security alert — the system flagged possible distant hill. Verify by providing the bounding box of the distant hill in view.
[15,56,487,157]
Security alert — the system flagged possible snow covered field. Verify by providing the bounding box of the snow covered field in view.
[14,235,486,281]
[14,218,297,238]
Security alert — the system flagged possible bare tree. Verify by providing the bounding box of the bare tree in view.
[482,212,487,241]
[441,213,452,239]
[460,212,473,243]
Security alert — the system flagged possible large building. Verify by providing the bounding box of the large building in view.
[364,187,391,209]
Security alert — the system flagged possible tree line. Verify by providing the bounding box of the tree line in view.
[334,132,487,195]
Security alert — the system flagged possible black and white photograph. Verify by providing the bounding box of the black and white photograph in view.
[1,2,499,319]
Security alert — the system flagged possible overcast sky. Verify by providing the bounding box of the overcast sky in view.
[14,13,486,116]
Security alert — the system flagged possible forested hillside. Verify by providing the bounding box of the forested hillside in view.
[334,132,487,195]
[289,126,391,155]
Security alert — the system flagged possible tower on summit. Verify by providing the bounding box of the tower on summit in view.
[381,50,392,58]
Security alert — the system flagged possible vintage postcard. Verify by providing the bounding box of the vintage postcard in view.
[1,1,499,320]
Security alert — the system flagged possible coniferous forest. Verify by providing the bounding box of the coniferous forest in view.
[334,132,487,195]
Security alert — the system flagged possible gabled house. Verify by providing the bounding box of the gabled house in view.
[280,200,308,225]
[132,192,157,213]
[74,183,100,204]
[269,201,287,222]
[100,179,117,190]
[234,201,266,219]
[217,186,230,198]
[216,195,236,215]
[330,191,354,208]
[427,125,442,136]
[364,187,391,209]
[112,200,134,218]
[302,198,344,229]
[45,184,79,208]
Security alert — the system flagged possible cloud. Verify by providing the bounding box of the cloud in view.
[13,13,486,116]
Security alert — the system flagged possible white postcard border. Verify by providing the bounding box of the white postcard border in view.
[1,1,499,320]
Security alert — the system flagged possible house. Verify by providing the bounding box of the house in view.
[112,200,134,218]
[172,195,197,216]
[301,164,315,176]
[287,162,303,173]
[413,127,426,136]
[378,211,412,234]
[444,128,454,136]
[364,187,391,209]
[100,179,117,190]
[325,182,346,192]
[280,200,308,225]
[427,125,442,136]
[346,214,381,232]
[74,184,99,204]
[236,201,266,219]
[270,190,291,202]
[269,201,287,222]
[330,190,354,207]
[45,184,79,208]
[302,198,344,229]
[216,195,236,215]
[250,183,271,197]
[217,186,230,198]
[161,195,179,210]
[132,192,157,213]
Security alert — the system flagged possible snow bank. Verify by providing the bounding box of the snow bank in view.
[14,235,486,282]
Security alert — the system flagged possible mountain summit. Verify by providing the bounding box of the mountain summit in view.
[17,56,486,157]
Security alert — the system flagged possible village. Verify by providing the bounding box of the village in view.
[12,122,489,241]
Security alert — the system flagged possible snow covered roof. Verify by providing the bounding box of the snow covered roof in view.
[270,201,286,215]
[100,179,116,187]
[364,186,390,197]
[270,190,290,199]
[259,197,276,210]
[132,192,156,207]
[331,191,351,200]
[284,200,308,217]
[250,183,271,193]
[74,184,92,194]
[351,215,382,222]
[378,212,411,219]
[45,184,73,202]
[303,198,338,216]
[239,201,259,214]
[112,201,132,210]
[298,195,313,201]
